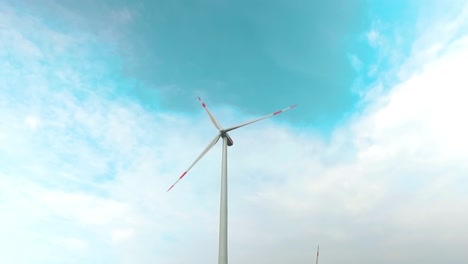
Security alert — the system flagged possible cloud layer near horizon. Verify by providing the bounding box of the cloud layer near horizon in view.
[1,1,468,264]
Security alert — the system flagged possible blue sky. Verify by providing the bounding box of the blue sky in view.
[11,0,419,131]
[1,0,468,263]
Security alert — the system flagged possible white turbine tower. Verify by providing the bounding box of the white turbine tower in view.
[167,97,296,264]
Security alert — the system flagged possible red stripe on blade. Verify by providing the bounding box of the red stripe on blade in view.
[273,110,282,115]
[179,171,187,179]
[197,97,206,107]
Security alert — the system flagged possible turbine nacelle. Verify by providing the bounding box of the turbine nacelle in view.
[222,132,234,146]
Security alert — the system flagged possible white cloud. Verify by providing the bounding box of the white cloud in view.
[24,115,40,129]
[112,228,135,243]
[62,237,89,251]
[348,53,362,72]
[366,29,381,48]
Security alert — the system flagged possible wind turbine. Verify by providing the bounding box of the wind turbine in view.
[316,245,320,264]
[167,97,296,264]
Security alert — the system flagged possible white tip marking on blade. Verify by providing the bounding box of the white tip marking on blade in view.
[167,171,187,192]
[273,104,297,115]
[167,184,175,192]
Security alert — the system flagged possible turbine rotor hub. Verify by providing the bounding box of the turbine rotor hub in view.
[221,132,234,146]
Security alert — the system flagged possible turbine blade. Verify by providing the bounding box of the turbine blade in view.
[198,97,223,131]
[167,133,221,192]
[222,104,297,132]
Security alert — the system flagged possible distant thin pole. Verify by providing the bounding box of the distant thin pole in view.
[316,245,319,264]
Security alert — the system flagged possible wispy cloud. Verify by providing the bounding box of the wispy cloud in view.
[347,54,363,72]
